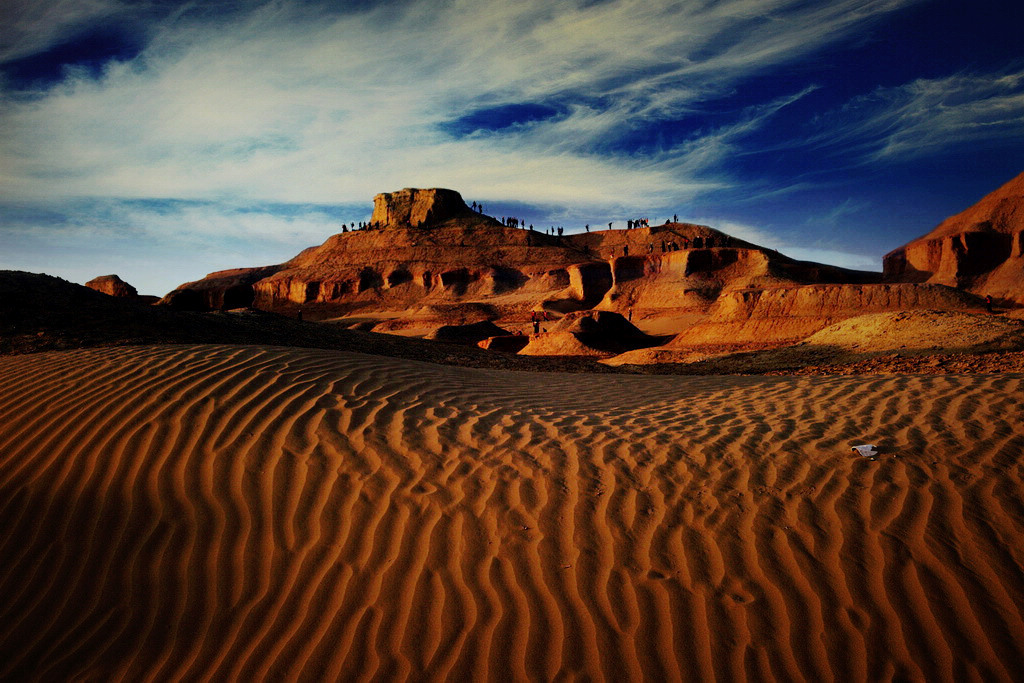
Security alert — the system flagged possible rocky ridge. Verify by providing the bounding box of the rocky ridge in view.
[163,188,890,328]
[160,184,1015,360]
[884,171,1024,303]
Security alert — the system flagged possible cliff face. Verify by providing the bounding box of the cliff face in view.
[670,283,981,347]
[518,310,657,357]
[710,283,976,321]
[85,274,137,298]
[884,171,1024,303]
[370,188,475,227]
[162,266,283,311]
[162,188,916,344]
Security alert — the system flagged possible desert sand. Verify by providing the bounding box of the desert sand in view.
[2,343,1023,680]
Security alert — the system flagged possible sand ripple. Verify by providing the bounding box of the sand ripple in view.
[1,344,1023,680]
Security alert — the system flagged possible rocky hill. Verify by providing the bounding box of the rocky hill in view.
[884,171,1024,303]
[85,274,137,297]
[160,186,1011,360]
[163,188,883,333]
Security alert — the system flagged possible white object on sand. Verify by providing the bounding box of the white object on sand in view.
[851,444,877,457]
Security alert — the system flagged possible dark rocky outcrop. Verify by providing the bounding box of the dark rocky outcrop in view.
[477,335,530,353]
[520,310,659,357]
[426,320,511,346]
[161,266,283,310]
[551,310,655,350]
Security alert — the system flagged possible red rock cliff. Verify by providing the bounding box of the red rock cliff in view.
[884,171,1024,303]
[85,274,137,298]
[370,188,475,227]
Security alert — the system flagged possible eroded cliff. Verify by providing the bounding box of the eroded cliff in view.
[884,171,1024,303]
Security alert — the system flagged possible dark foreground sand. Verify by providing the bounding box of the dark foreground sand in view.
[1,344,1023,680]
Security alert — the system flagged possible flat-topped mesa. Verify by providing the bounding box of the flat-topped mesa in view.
[370,188,474,228]
[163,186,884,326]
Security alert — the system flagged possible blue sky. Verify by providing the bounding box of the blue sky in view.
[2,0,1023,295]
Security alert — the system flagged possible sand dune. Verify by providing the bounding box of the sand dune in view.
[1,344,1023,679]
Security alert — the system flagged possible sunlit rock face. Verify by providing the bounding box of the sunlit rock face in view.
[162,187,903,339]
[884,171,1024,303]
[85,274,137,298]
[370,188,474,227]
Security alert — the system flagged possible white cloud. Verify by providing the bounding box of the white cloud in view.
[812,69,1024,161]
[0,199,349,295]
[0,0,921,211]
[692,218,782,248]
[0,0,130,62]
[3,199,345,249]
[781,247,879,272]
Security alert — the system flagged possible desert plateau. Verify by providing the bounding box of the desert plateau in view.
[2,171,1024,680]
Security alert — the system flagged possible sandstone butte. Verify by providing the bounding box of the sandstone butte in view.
[163,184,1008,357]
[85,273,138,298]
[884,170,1024,304]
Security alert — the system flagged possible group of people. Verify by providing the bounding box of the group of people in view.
[473,203,696,240]
[500,216,525,228]
[341,221,383,232]
[613,233,732,258]
[498,217,573,238]
[336,208,728,253]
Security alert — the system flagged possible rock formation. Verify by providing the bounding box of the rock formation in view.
[163,188,881,332]
[426,320,510,346]
[668,283,981,348]
[163,185,1001,360]
[477,335,529,353]
[884,171,1024,303]
[370,188,476,228]
[519,310,659,357]
[803,310,1024,353]
[162,266,281,311]
[85,274,137,298]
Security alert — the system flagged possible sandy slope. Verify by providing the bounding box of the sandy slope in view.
[1,345,1023,680]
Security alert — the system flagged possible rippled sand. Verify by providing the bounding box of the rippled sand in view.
[1,344,1023,680]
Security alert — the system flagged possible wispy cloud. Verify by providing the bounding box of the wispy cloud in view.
[0,0,921,210]
[0,198,348,293]
[0,0,129,63]
[811,69,1024,161]
[692,218,880,271]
